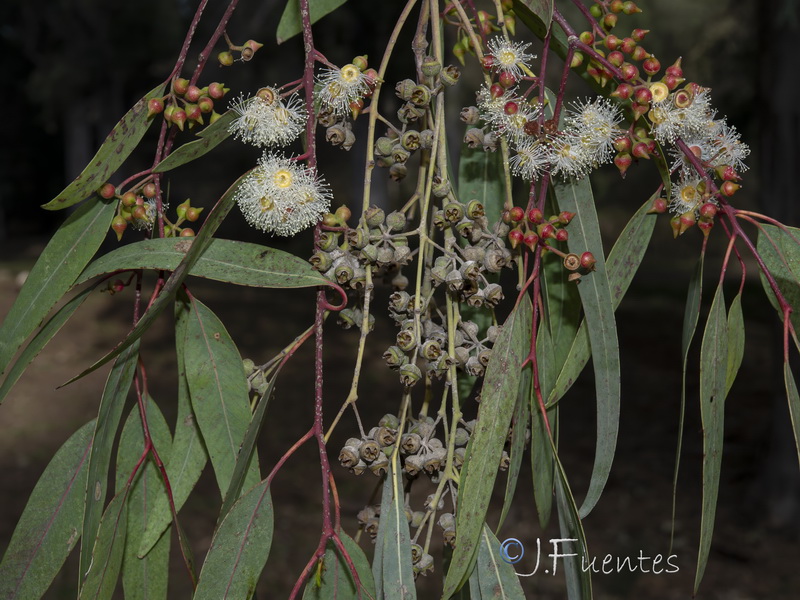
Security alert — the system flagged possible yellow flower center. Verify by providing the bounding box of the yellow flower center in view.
[260,196,274,211]
[649,106,667,124]
[650,82,669,104]
[273,107,290,125]
[273,169,294,188]
[256,87,278,105]
[680,185,697,203]
[326,82,343,99]
[498,50,516,66]
[340,64,361,83]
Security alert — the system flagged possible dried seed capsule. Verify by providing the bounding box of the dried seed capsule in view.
[483,248,507,273]
[421,339,442,360]
[393,246,412,265]
[422,55,442,78]
[317,230,340,251]
[364,205,385,227]
[326,124,347,146]
[357,505,377,524]
[396,328,416,352]
[399,363,422,386]
[453,447,466,467]
[411,510,426,528]
[389,163,408,181]
[379,413,400,429]
[309,251,333,272]
[483,283,504,307]
[438,512,455,530]
[410,84,432,106]
[383,345,408,369]
[375,426,397,447]
[454,427,470,446]
[391,272,409,290]
[401,130,421,151]
[478,347,492,366]
[395,79,416,100]
[466,289,484,307]
[466,356,485,377]
[350,459,368,475]
[445,269,464,291]
[337,308,359,329]
[375,136,395,156]
[460,105,480,125]
[444,202,465,223]
[453,346,470,366]
[424,493,444,511]
[499,450,510,471]
[464,128,485,148]
[337,448,359,471]
[419,129,435,149]
[386,210,407,232]
[369,453,389,476]
[411,544,424,564]
[414,553,435,576]
[460,260,481,280]
[440,64,461,86]
[466,200,485,219]
[443,528,456,548]
[389,291,412,313]
[461,321,479,339]
[486,325,500,343]
[376,247,395,266]
[404,453,425,476]
[401,432,422,454]
[359,439,381,462]
[365,517,381,538]
[360,243,379,263]
[424,447,447,473]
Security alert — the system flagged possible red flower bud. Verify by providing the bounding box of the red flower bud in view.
[632,28,649,42]
[172,77,189,95]
[489,83,505,99]
[208,82,227,99]
[527,208,544,224]
[620,62,639,81]
[605,34,620,50]
[498,71,517,88]
[632,142,651,160]
[698,218,714,237]
[633,86,653,104]
[631,46,649,61]
[98,183,116,199]
[523,232,539,250]
[504,101,519,115]
[614,152,633,176]
[558,211,576,224]
[699,202,718,219]
[555,229,569,242]
[185,85,202,103]
[508,227,524,249]
[539,223,556,239]
[509,206,525,222]
[611,83,633,100]
[642,57,661,75]
[647,197,668,214]
[665,58,683,79]
[143,183,157,199]
[679,211,696,234]
[580,252,596,270]
[147,98,164,118]
[608,51,625,67]
[614,136,631,153]
[720,181,741,197]
[579,31,594,45]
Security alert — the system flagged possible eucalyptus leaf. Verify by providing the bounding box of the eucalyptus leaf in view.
[192,480,273,600]
[42,83,166,210]
[0,420,94,599]
[553,177,620,519]
[78,490,129,600]
[301,532,376,599]
[694,284,728,593]
[138,294,207,558]
[444,295,531,598]
[497,367,531,532]
[784,362,800,469]
[77,237,330,289]
[475,526,525,600]
[725,293,745,396]
[0,197,115,384]
[277,0,350,44]
[374,464,416,600]
[153,110,235,173]
[80,342,140,588]
[184,297,259,498]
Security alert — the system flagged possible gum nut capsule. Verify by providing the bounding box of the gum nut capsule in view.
[404,454,425,476]
[400,432,422,454]
[359,439,381,462]
[369,454,389,476]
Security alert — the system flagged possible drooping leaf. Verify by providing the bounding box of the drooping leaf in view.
[515,0,554,32]
[78,489,129,600]
[193,480,273,600]
[0,282,100,405]
[552,177,620,519]
[553,463,592,600]
[152,111,235,173]
[0,197,116,382]
[80,342,140,588]
[301,532,377,600]
[653,141,672,202]
[277,0,350,44]
[219,371,276,523]
[42,83,166,210]
[497,367,531,532]
[756,224,800,348]
[0,420,94,599]
[671,252,705,552]
[474,526,526,600]
[184,297,259,498]
[373,464,416,600]
[548,194,655,404]
[115,398,173,600]
[532,324,557,528]
[444,294,532,598]
[76,237,330,289]
[694,284,728,593]
[457,137,505,230]
[725,293,745,396]
[138,294,207,558]
[784,362,800,468]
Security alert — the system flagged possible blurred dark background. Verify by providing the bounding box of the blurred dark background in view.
[1,0,799,598]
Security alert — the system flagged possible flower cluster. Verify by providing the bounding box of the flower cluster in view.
[228,86,305,148]
[316,63,372,118]
[234,153,331,236]
[472,86,623,182]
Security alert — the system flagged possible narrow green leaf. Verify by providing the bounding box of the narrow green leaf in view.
[0,197,116,382]
[61,169,248,385]
[671,252,705,552]
[725,293,745,396]
[756,224,800,347]
[457,138,505,229]
[115,398,173,600]
[80,342,140,588]
[554,474,592,600]
[475,527,525,600]
[541,247,582,376]
[193,480,273,600]
[184,297,259,498]
[694,284,728,593]
[783,363,800,468]
[532,325,557,529]
[152,111,235,173]
[277,0,350,44]
[77,237,330,289]
[548,194,656,404]
[138,294,207,557]
[496,368,530,532]
[516,0,554,31]
[0,282,99,404]
[0,420,94,599]
[376,463,416,599]
[219,372,276,522]
[302,532,377,600]
[553,177,620,519]
[444,295,532,598]
[653,141,672,202]
[78,490,129,600]
[42,84,166,210]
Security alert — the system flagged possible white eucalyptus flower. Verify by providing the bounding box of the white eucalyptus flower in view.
[235,153,331,236]
[317,64,370,117]
[486,37,536,80]
[228,87,305,148]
